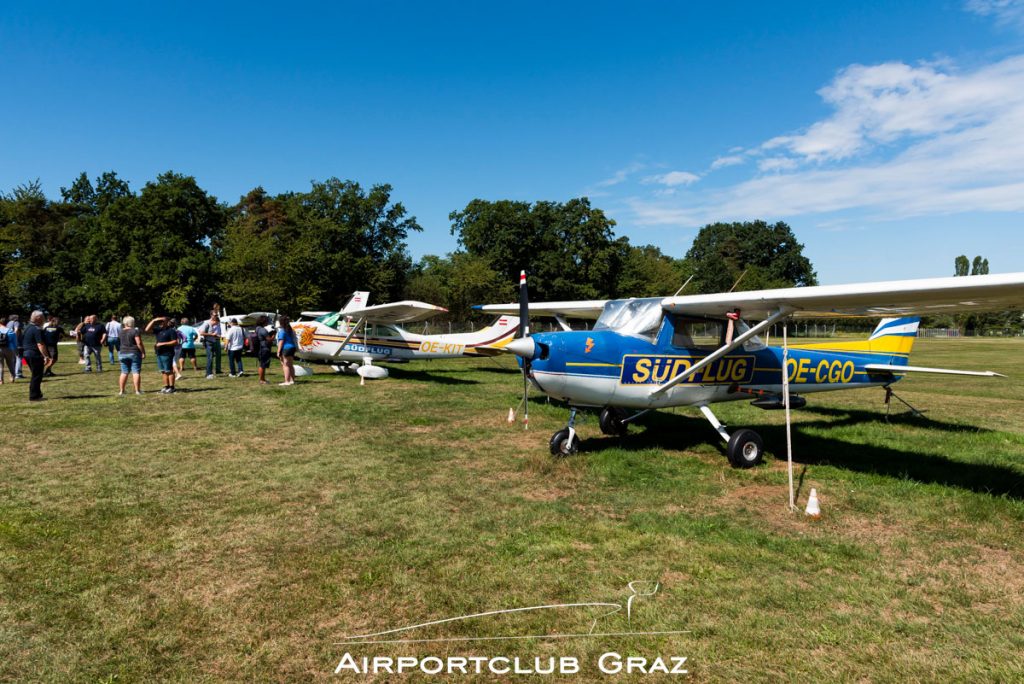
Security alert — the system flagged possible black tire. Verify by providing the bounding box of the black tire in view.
[726,429,764,468]
[599,407,629,436]
[549,429,580,457]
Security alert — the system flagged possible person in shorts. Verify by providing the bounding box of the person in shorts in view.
[176,316,199,373]
[254,315,274,385]
[146,316,179,393]
[117,316,145,395]
[41,315,65,377]
[276,315,297,386]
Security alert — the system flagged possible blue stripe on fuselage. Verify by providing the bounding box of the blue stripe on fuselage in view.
[527,330,906,389]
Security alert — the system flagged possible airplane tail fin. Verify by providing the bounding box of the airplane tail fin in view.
[466,315,521,350]
[342,292,370,313]
[860,316,920,365]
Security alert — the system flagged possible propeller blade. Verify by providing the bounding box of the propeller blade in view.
[518,270,530,429]
[517,270,530,339]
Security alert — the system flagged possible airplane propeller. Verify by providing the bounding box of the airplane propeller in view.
[504,270,534,429]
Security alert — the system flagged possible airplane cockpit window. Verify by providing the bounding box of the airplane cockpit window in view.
[366,324,400,337]
[670,317,723,350]
[594,298,664,342]
[668,315,767,351]
[316,312,342,329]
[733,318,767,351]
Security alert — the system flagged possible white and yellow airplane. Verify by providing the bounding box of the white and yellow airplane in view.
[292,292,520,379]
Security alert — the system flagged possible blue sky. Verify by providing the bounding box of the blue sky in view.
[3,1,1024,284]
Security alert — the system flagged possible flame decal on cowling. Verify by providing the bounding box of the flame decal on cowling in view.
[296,325,317,348]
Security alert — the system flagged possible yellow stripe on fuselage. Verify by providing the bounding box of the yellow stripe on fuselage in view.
[789,337,915,355]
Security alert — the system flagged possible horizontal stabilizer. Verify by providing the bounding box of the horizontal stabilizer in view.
[864,364,1006,378]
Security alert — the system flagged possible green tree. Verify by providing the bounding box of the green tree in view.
[615,244,690,297]
[683,220,817,294]
[220,180,420,313]
[79,171,225,318]
[954,255,970,277]
[450,197,621,301]
[405,252,506,321]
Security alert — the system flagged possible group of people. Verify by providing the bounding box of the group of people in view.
[1,310,300,402]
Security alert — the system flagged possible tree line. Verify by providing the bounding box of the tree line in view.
[1,170,822,324]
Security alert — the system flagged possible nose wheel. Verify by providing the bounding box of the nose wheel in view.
[550,408,581,457]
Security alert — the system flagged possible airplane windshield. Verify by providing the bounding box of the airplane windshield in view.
[594,298,664,341]
[734,318,767,351]
[316,312,343,329]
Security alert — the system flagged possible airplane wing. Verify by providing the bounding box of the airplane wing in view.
[473,300,608,320]
[222,311,277,326]
[347,300,448,324]
[660,273,1024,319]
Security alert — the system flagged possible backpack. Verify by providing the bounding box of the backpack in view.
[248,328,262,354]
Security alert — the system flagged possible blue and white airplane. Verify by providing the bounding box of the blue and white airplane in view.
[479,272,1024,467]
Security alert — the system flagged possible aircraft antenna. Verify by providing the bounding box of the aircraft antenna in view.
[728,269,749,292]
[672,275,695,296]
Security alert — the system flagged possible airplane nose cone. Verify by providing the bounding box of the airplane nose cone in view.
[503,337,536,359]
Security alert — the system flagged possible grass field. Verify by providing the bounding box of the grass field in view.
[2,338,1023,682]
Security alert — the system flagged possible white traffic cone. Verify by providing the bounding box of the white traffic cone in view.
[805,488,821,518]
[507,407,515,424]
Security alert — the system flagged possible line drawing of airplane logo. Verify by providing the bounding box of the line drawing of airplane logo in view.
[334,581,687,646]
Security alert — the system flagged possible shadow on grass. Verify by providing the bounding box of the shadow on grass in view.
[800,405,996,435]
[385,367,479,385]
[576,407,1024,500]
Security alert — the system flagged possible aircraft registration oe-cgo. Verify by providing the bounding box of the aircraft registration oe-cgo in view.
[478,271,1024,468]
[291,291,520,380]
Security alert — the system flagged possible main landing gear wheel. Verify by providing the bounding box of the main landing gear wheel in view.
[549,429,580,457]
[726,429,764,469]
[599,407,629,436]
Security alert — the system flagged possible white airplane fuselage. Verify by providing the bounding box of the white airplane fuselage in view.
[292,316,519,365]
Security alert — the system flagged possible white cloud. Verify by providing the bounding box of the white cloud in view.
[757,157,799,172]
[627,54,1024,227]
[594,161,646,188]
[710,155,745,170]
[966,0,1024,31]
[643,170,701,186]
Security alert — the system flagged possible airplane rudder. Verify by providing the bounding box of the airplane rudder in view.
[866,316,920,359]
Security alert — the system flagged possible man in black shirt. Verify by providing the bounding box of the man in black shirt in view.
[81,315,105,372]
[146,316,179,393]
[254,315,274,385]
[22,310,49,401]
[42,315,65,377]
